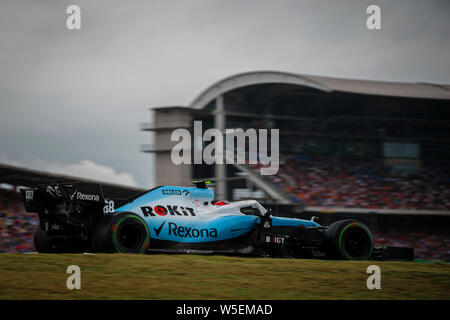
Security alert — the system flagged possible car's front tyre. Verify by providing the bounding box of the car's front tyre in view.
[324,219,373,260]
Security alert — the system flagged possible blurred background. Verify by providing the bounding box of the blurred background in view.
[1,1,449,261]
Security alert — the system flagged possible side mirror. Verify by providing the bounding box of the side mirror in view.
[261,208,272,229]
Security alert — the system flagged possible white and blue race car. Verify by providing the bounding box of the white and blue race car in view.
[21,181,376,260]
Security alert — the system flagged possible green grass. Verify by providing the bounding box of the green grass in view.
[0,253,449,299]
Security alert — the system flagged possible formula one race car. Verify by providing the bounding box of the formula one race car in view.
[20,181,390,260]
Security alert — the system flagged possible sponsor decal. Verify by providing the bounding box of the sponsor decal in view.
[76,192,100,202]
[140,205,196,217]
[69,190,77,200]
[154,205,167,216]
[168,222,217,238]
[103,200,115,214]
[153,221,166,236]
[162,189,182,195]
[213,200,229,206]
[46,186,62,197]
[51,223,61,230]
[265,235,285,244]
[25,190,34,200]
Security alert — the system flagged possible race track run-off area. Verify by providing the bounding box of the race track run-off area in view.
[0,253,449,299]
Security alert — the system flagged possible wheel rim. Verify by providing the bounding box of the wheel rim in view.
[118,223,141,250]
[339,224,373,260]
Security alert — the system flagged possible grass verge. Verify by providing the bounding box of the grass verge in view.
[0,253,449,299]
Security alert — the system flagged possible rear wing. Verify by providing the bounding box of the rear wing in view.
[20,187,43,213]
[20,182,106,214]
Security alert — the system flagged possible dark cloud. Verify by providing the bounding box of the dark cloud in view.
[0,0,449,187]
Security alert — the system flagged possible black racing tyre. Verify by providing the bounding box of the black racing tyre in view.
[92,212,150,253]
[324,219,373,260]
[33,225,52,253]
[33,225,87,253]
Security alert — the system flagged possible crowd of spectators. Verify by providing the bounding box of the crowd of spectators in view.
[264,156,450,210]
[0,189,37,252]
[373,230,450,262]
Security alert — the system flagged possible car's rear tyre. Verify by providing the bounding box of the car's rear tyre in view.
[92,212,150,253]
[33,225,53,253]
[33,225,87,253]
[324,219,373,260]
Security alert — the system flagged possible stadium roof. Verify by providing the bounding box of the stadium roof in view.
[189,71,450,109]
[0,163,145,198]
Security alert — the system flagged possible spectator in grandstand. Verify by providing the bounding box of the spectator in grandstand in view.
[0,189,37,253]
[373,230,450,262]
[261,157,450,211]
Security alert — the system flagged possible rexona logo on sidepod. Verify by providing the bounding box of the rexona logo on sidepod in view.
[168,222,217,238]
[152,221,218,238]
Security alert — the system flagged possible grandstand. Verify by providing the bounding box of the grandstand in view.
[141,71,450,210]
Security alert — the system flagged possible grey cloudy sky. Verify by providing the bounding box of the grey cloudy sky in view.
[0,0,449,188]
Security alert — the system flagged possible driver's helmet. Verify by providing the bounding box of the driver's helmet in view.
[212,200,229,206]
